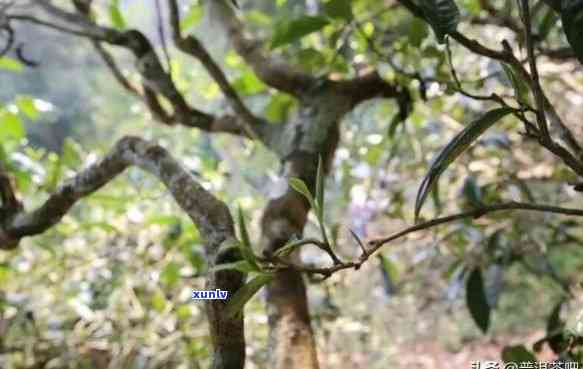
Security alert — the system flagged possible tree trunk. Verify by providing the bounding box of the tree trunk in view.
[261,187,320,369]
[260,89,354,369]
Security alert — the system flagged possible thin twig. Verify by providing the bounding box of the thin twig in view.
[93,42,141,96]
[7,14,102,39]
[0,161,19,212]
[445,38,506,105]
[167,0,264,141]
[270,201,583,277]
[518,0,550,139]
[369,202,583,252]
[155,0,172,75]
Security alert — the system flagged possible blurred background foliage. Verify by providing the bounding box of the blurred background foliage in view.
[0,0,582,368]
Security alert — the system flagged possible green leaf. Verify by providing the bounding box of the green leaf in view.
[0,111,25,141]
[466,268,491,333]
[0,262,12,285]
[151,290,167,312]
[289,177,317,211]
[379,254,400,282]
[501,345,537,364]
[176,304,192,320]
[418,0,460,43]
[160,262,181,287]
[274,238,306,257]
[211,260,256,274]
[0,57,23,72]
[431,179,442,214]
[462,176,482,207]
[232,71,267,96]
[109,0,126,29]
[147,214,182,226]
[501,63,531,106]
[324,0,353,21]
[388,113,405,138]
[237,207,260,271]
[180,4,203,32]
[314,156,331,246]
[486,230,503,256]
[79,222,122,234]
[547,300,564,336]
[225,274,273,319]
[461,0,481,15]
[295,48,327,71]
[61,138,83,168]
[217,239,240,256]
[315,156,325,222]
[561,0,583,64]
[16,96,39,120]
[190,252,206,271]
[408,16,429,47]
[415,107,514,220]
[538,7,559,41]
[546,300,567,353]
[246,10,272,27]
[45,154,63,192]
[271,16,330,49]
[264,93,296,123]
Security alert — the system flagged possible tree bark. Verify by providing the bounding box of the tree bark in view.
[259,88,355,369]
[0,136,247,369]
[8,5,404,367]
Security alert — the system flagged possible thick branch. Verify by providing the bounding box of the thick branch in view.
[13,2,251,138]
[334,71,403,106]
[167,0,267,142]
[204,0,317,96]
[0,136,246,369]
[2,137,234,242]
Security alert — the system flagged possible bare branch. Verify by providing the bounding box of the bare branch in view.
[167,0,267,142]
[538,47,577,61]
[3,137,233,241]
[0,161,21,214]
[474,0,522,33]
[368,202,583,251]
[334,70,403,106]
[154,0,172,73]
[9,2,256,138]
[200,0,318,96]
[276,201,583,277]
[445,38,508,105]
[0,136,247,369]
[519,0,550,138]
[6,14,104,39]
[92,42,141,96]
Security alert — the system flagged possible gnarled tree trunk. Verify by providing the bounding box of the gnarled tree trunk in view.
[260,90,355,369]
[9,3,404,368]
